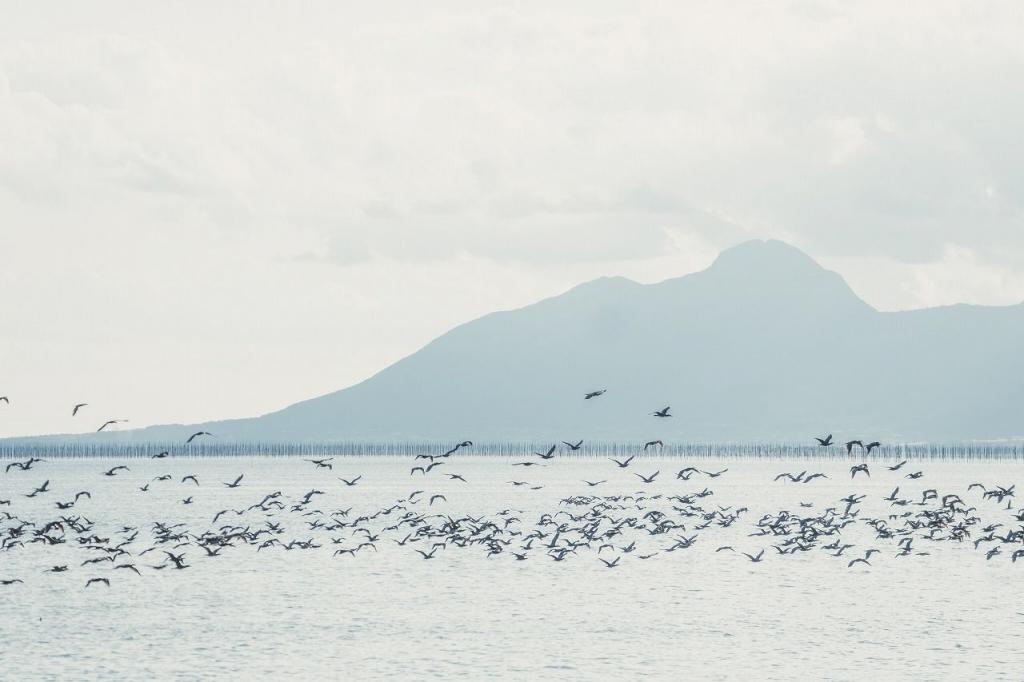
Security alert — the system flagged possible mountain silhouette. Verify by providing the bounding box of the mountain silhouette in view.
[12,239,1024,442]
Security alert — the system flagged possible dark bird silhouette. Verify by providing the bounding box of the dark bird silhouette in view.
[339,476,362,486]
[181,475,199,485]
[906,471,924,480]
[653,406,672,418]
[85,577,110,588]
[186,431,213,444]
[584,390,606,400]
[446,474,467,482]
[223,474,244,488]
[845,440,863,454]
[26,480,50,497]
[865,442,882,454]
[163,552,188,569]
[635,471,660,484]
[609,455,635,468]
[97,419,125,432]
[848,558,871,568]
[815,434,834,446]
[562,440,583,451]
[305,458,334,469]
[888,460,908,471]
[150,451,169,459]
[599,557,620,568]
[850,464,870,479]
[103,466,129,477]
[72,403,88,416]
[743,550,765,563]
[429,494,447,505]
[535,445,557,459]
[584,480,606,487]
[643,440,664,450]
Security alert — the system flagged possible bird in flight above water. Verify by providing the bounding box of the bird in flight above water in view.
[609,455,635,468]
[535,445,556,460]
[186,431,213,444]
[653,406,672,418]
[816,434,834,446]
[97,419,127,432]
[562,440,583,451]
[635,471,660,484]
[72,403,87,416]
[584,390,606,400]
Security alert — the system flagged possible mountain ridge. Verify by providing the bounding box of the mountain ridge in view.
[7,239,1024,443]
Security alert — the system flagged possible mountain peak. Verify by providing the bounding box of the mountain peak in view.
[707,239,823,275]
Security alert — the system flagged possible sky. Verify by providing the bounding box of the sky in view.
[2,1,1024,437]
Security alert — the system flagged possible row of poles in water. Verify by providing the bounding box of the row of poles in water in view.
[0,440,1022,460]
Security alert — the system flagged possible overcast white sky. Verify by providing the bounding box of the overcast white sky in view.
[2,1,1024,437]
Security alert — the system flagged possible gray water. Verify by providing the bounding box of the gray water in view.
[1,455,1021,680]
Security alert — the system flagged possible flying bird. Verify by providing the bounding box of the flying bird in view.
[815,434,834,446]
[535,445,557,459]
[72,403,88,416]
[850,464,870,479]
[653,406,672,418]
[186,431,213,444]
[584,390,606,400]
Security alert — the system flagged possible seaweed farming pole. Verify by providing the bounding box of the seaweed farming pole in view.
[0,440,1023,460]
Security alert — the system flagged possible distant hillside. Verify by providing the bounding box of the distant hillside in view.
[9,239,1024,443]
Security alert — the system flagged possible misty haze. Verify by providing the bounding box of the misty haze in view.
[1,3,1022,681]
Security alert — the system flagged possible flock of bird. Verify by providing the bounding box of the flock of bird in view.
[0,390,1022,589]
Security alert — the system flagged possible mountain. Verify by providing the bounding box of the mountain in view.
[11,239,1024,442]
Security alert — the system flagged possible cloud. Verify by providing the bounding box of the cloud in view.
[2,1,1024,436]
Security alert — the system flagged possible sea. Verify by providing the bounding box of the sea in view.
[1,454,1021,680]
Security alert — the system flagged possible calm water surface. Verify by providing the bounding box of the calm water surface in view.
[1,455,1021,680]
